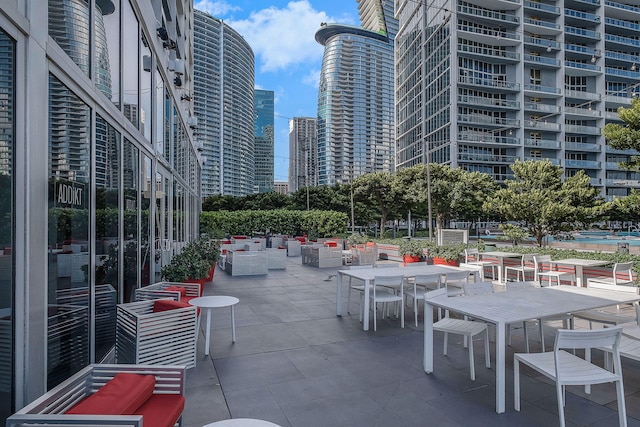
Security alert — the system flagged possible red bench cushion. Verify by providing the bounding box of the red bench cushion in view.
[134,394,185,427]
[164,285,187,297]
[66,373,155,415]
[153,299,192,312]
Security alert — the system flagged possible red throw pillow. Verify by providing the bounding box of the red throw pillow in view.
[153,299,192,312]
[164,286,187,297]
[66,373,155,415]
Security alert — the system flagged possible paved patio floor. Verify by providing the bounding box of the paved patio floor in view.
[183,257,640,427]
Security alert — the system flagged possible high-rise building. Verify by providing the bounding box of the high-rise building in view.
[315,0,397,186]
[0,0,201,420]
[273,181,289,195]
[395,0,640,199]
[254,89,275,193]
[193,10,256,197]
[289,117,318,192]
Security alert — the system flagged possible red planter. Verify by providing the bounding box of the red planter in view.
[433,257,459,267]
[403,255,422,265]
[206,264,216,282]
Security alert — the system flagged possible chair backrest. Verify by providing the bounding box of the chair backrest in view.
[442,270,471,285]
[533,255,552,272]
[554,328,623,383]
[424,287,448,301]
[464,248,479,263]
[372,275,405,287]
[463,281,494,296]
[375,263,397,268]
[506,281,540,290]
[613,262,634,284]
[413,273,442,288]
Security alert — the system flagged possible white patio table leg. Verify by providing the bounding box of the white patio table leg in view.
[575,265,584,287]
[204,307,212,356]
[363,279,371,331]
[336,272,343,316]
[231,305,236,342]
[424,299,434,373]
[496,321,506,413]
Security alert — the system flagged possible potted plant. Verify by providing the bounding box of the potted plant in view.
[432,243,464,266]
[346,233,368,248]
[399,239,425,264]
[161,239,214,284]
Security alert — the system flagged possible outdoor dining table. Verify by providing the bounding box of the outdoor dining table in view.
[423,285,640,414]
[479,251,523,283]
[548,258,610,287]
[336,264,472,331]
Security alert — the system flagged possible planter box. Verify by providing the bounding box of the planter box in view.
[267,248,286,269]
[433,257,459,267]
[225,250,268,276]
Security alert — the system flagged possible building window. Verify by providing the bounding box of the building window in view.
[47,74,91,389]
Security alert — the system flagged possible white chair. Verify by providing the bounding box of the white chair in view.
[345,265,371,316]
[462,281,495,296]
[587,261,635,288]
[572,273,640,328]
[504,254,536,282]
[364,275,405,331]
[442,270,471,296]
[534,255,574,286]
[425,288,490,380]
[403,273,441,327]
[463,248,498,280]
[514,328,627,427]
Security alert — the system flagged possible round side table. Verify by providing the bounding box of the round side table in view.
[189,296,239,356]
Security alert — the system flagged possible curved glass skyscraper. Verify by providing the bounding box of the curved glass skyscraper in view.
[315,0,396,186]
[194,10,255,197]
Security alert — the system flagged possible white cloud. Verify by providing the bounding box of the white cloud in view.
[301,68,320,88]
[227,1,355,72]
[194,0,241,16]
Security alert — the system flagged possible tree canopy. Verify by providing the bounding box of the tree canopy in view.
[603,97,640,170]
[483,160,605,246]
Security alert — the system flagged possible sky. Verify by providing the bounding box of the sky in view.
[193,0,360,183]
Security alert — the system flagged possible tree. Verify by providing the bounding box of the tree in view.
[451,170,498,224]
[608,189,640,223]
[603,97,640,170]
[352,171,401,237]
[483,160,605,246]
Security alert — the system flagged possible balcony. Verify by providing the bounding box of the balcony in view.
[605,67,640,81]
[605,111,623,120]
[523,18,561,33]
[604,94,633,107]
[606,178,640,187]
[564,107,602,118]
[524,54,561,67]
[565,26,601,40]
[606,34,640,48]
[564,142,601,152]
[458,133,521,145]
[591,177,603,186]
[457,95,520,109]
[525,1,560,15]
[524,36,560,50]
[605,0,640,20]
[565,90,601,101]
[524,103,561,114]
[565,124,601,135]
[564,9,600,23]
[457,153,519,163]
[458,75,521,91]
[564,61,601,75]
[565,159,601,168]
[524,157,561,165]
[457,24,520,46]
[605,17,640,33]
[457,114,520,127]
[524,138,561,149]
[457,4,519,24]
[524,84,562,96]
[524,120,561,131]
[606,161,621,169]
[457,44,520,62]
[605,51,639,65]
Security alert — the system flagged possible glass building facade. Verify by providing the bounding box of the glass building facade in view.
[0,0,201,421]
[288,117,318,193]
[193,10,256,197]
[395,0,640,198]
[254,89,275,193]
[315,0,397,186]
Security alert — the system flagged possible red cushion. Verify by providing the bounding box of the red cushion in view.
[278,246,285,249]
[325,241,337,247]
[66,373,155,415]
[164,286,187,297]
[153,299,191,313]
[135,394,185,427]
[181,296,200,315]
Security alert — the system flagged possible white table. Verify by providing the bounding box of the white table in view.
[479,251,523,283]
[336,264,470,331]
[203,419,280,427]
[189,296,239,356]
[423,285,640,413]
[550,258,610,287]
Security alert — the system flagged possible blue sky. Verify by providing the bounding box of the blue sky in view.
[193,0,359,182]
